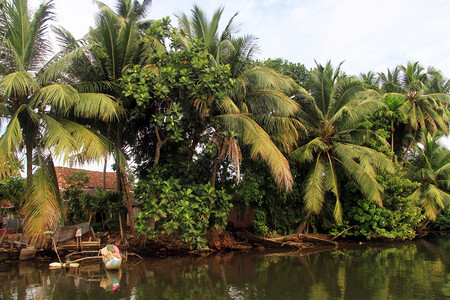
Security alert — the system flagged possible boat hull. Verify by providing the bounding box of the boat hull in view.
[103,256,122,270]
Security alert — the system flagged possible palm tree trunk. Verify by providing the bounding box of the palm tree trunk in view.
[211,154,219,187]
[25,140,33,185]
[402,130,418,159]
[103,156,107,189]
[391,120,395,153]
[295,210,312,234]
[121,170,136,235]
[114,125,136,235]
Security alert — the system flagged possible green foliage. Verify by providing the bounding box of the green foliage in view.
[254,58,312,90]
[331,166,424,239]
[0,176,25,210]
[63,172,124,229]
[82,188,125,231]
[121,40,235,168]
[135,168,233,249]
[231,163,303,236]
[429,207,450,230]
[63,172,90,224]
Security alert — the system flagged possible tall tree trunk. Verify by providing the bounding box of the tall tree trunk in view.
[187,124,205,162]
[211,154,219,187]
[114,125,136,235]
[402,130,418,159]
[25,140,33,186]
[295,210,312,234]
[154,126,167,167]
[103,156,107,189]
[121,170,136,235]
[391,120,395,153]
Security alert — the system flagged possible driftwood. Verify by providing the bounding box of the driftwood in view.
[236,232,304,249]
[299,234,338,247]
[236,232,338,249]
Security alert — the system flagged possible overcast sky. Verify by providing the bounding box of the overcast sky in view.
[30,0,450,77]
[26,0,450,154]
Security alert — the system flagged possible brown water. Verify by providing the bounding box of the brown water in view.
[0,236,448,299]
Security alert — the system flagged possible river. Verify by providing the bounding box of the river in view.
[0,236,448,299]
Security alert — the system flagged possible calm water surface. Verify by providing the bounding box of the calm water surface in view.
[0,236,448,299]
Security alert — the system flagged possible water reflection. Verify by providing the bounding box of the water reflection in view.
[0,236,448,299]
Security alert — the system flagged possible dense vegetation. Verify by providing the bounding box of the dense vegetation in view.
[0,0,449,249]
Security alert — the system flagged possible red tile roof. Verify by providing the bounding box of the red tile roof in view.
[0,199,14,208]
[54,167,117,190]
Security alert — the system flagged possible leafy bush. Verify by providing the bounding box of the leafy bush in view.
[429,207,450,230]
[0,177,25,210]
[331,166,425,239]
[231,163,304,236]
[134,168,233,249]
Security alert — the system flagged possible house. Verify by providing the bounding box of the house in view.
[54,167,140,227]
[54,167,117,191]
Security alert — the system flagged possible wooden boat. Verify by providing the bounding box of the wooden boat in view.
[49,262,80,269]
[100,245,122,270]
[19,248,38,261]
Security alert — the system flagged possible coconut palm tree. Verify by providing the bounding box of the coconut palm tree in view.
[406,132,450,222]
[53,0,156,234]
[381,62,450,157]
[291,61,394,226]
[176,5,302,190]
[0,0,121,233]
[397,62,449,134]
[375,94,408,152]
[378,67,403,93]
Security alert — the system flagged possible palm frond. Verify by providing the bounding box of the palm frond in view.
[22,165,61,233]
[303,155,326,214]
[217,113,293,190]
[325,152,342,223]
[30,83,78,112]
[291,138,327,164]
[0,105,25,154]
[40,115,79,162]
[74,93,123,122]
[244,89,299,116]
[61,120,110,165]
[0,71,38,99]
[420,184,450,220]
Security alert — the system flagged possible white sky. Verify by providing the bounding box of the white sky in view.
[32,0,450,77]
[25,0,450,155]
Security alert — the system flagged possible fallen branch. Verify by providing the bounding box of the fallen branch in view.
[331,226,356,241]
[299,234,338,247]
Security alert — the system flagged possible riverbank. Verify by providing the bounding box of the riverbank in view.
[19,229,448,264]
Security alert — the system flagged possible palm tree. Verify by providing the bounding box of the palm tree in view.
[398,62,449,134]
[360,71,380,91]
[406,132,450,222]
[378,67,403,93]
[0,0,121,233]
[54,0,155,234]
[382,62,450,156]
[375,94,407,152]
[291,61,394,226]
[176,5,301,190]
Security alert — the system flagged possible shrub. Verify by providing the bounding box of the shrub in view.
[134,169,232,249]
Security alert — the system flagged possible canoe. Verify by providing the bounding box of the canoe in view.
[100,245,122,270]
[103,256,122,270]
[19,248,37,261]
